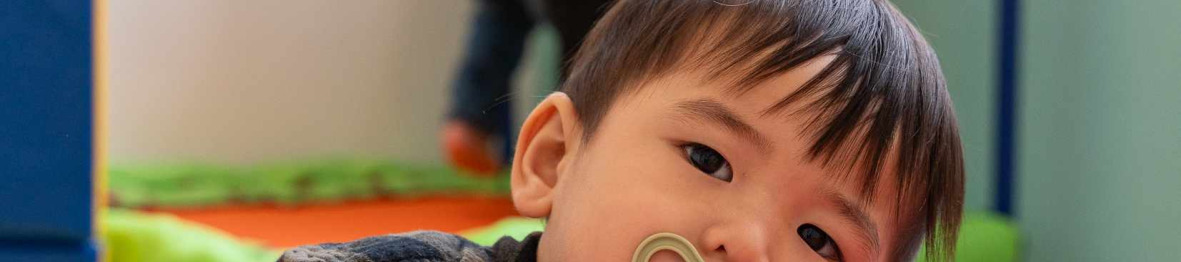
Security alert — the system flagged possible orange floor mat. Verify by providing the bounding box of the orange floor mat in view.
[153,196,519,248]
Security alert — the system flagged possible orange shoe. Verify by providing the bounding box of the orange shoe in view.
[441,120,502,176]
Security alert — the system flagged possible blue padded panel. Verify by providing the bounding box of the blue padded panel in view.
[0,0,95,246]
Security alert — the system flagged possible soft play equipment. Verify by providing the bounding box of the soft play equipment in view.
[103,209,1015,262]
[101,160,1020,261]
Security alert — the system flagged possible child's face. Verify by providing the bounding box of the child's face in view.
[515,58,907,262]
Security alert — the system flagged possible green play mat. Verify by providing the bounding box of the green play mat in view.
[108,159,510,208]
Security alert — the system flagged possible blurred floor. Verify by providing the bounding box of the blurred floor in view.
[152,197,518,247]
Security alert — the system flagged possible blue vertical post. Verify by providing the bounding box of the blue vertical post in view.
[0,1,99,261]
[994,0,1020,216]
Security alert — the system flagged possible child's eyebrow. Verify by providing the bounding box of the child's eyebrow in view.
[673,99,772,153]
[826,189,881,254]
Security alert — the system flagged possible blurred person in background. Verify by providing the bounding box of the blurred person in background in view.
[442,0,611,176]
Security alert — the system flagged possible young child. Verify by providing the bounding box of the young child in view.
[280,0,964,261]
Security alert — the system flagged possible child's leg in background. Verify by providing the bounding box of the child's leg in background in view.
[445,0,535,175]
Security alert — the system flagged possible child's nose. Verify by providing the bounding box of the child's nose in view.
[700,222,771,262]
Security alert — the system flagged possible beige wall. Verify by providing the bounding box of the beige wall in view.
[107,1,548,165]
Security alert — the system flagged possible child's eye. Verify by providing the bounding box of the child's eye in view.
[682,143,732,182]
[798,224,842,261]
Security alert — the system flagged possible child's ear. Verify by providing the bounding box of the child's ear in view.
[510,92,581,218]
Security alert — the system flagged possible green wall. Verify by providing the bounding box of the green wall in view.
[892,0,998,212]
[896,0,1181,260]
[1018,0,1181,260]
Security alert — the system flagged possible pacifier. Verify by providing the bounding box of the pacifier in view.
[632,233,705,262]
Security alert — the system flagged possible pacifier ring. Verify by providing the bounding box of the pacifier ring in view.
[632,233,705,262]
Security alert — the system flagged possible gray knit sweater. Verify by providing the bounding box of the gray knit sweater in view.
[277,231,541,262]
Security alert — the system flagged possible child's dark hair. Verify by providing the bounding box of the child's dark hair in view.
[560,0,964,260]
